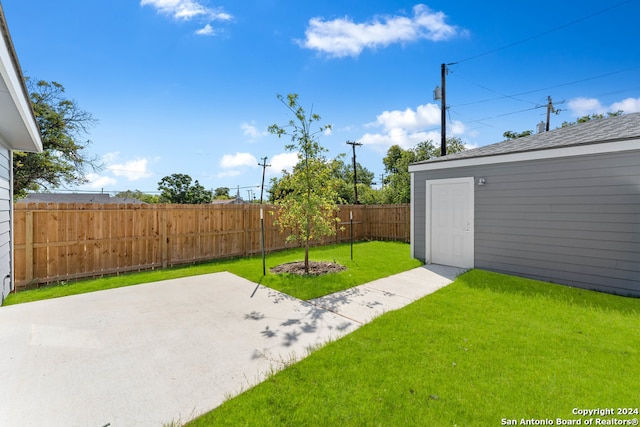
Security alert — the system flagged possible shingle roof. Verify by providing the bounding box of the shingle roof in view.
[412,112,640,165]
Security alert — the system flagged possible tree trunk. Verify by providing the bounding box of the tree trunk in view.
[304,221,310,274]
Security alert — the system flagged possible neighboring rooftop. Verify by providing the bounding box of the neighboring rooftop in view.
[412,112,640,165]
[18,193,147,204]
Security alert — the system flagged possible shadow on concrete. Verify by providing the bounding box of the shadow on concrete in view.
[244,288,355,350]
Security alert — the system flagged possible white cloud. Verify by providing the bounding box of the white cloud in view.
[195,24,215,36]
[300,4,465,58]
[220,152,258,168]
[450,120,466,136]
[269,152,299,175]
[141,0,231,35]
[360,128,441,151]
[359,103,467,152]
[611,97,640,113]
[567,97,605,117]
[141,0,231,21]
[106,155,153,181]
[568,96,640,117]
[241,121,266,141]
[373,103,441,131]
[84,173,117,189]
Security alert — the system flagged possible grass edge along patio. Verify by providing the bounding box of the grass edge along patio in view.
[185,269,640,426]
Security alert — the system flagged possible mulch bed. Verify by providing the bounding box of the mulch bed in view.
[270,261,346,276]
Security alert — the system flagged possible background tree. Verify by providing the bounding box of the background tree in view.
[213,187,231,199]
[330,155,377,204]
[157,173,212,204]
[268,157,380,205]
[503,130,533,140]
[115,190,159,203]
[268,93,339,274]
[382,138,466,204]
[504,111,625,138]
[562,111,623,127]
[13,79,98,198]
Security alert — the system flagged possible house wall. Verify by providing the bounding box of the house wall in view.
[0,143,11,303]
[412,150,640,297]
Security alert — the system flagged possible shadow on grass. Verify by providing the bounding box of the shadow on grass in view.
[459,269,640,316]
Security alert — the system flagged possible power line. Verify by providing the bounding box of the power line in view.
[452,66,640,108]
[454,0,635,64]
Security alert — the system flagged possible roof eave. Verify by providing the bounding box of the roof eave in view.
[0,3,43,153]
[409,137,640,173]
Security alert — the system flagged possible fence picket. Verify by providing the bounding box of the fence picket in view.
[12,203,409,289]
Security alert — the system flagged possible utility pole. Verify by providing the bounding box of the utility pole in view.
[258,156,270,204]
[434,63,455,156]
[440,63,447,156]
[346,141,362,204]
[546,96,555,132]
[379,173,385,188]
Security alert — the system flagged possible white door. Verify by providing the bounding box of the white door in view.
[427,178,474,269]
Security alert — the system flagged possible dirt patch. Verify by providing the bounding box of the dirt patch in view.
[270,261,346,276]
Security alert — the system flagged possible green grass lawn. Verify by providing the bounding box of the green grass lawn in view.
[3,241,422,305]
[187,269,640,426]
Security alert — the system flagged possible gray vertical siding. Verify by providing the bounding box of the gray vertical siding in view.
[0,146,11,303]
[412,150,640,296]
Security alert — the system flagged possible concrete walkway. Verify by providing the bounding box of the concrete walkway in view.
[0,264,463,426]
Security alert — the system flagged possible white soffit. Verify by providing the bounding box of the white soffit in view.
[0,10,42,152]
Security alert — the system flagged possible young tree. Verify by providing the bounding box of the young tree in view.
[268,94,339,274]
[13,79,98,198]
[157,173,212,204]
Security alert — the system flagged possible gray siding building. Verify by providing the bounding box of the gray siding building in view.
[0,5,43,303]
[409,113,640,297]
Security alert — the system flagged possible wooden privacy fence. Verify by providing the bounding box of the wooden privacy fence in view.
[13,203,409,289]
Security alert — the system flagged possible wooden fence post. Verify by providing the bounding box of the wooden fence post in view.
[25,210,33,284]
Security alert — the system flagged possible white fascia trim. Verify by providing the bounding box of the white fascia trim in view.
[0,31,42,152]
[408,139,640,173]
[410,172,414,258]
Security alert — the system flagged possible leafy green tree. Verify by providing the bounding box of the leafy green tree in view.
[157,173,212,204]
[503,130,533,140]
[115,190,159,203]
[213,187,231,199]
[382,138,466,204]
[331,155,375,204]
[562,111,624,127]
[13,79,98,198]
[268,94,339,274]
[381,147,415,204]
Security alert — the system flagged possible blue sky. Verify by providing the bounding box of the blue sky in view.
[4,0,640,199]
